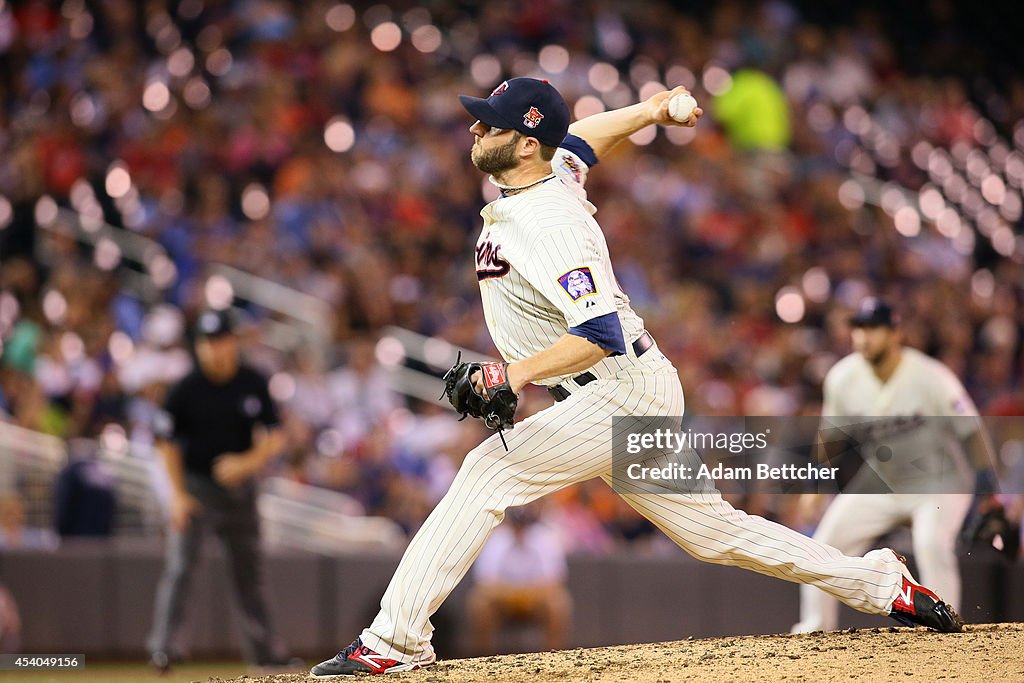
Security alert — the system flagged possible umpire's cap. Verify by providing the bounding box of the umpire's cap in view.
[195,309,236,339]
[849,297,900,328]
[459,77,570,147]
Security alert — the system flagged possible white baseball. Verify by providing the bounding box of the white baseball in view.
[668,92,698,122]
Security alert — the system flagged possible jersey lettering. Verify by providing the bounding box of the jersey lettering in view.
[475,240,511,281]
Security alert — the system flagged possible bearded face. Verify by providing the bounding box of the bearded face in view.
[852,326,898,365]
[471,132,521,175]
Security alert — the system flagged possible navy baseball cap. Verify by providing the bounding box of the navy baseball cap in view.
[195,309,236,338]
[849,298,900,327]
[459,77,570,147]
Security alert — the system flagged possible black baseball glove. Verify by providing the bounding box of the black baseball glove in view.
[960,500,1020,560]
[442,354,518,444]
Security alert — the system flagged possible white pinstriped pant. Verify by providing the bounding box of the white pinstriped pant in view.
[361,352,905,661]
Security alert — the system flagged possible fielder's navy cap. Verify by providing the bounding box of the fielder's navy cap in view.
[849,298,900,327]
[195,309,236,338]
[459,77,570,147]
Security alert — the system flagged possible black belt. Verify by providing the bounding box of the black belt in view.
[548,331,654,402]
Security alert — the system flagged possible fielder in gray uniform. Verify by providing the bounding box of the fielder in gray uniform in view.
[792,298,993,633]
[313,79,961,678]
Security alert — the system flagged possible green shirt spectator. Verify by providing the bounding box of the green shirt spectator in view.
[714,68,791,151]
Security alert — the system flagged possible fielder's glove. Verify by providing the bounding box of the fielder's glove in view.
[442,353,518,447]
[960,501,1020,560]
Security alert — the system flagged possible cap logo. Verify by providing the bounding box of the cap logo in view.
[523,106,544,129]
[491,81,509,96]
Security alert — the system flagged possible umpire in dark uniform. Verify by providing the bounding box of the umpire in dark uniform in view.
[147,310,292,671]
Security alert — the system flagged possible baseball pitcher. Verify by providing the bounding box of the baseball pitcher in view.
[312,79,962,677]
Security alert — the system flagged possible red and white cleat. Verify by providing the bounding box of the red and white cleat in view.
[886,550,963,633]
[311,638,435,677]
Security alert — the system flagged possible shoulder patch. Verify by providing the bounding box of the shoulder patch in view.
[558,153,583,184]
[558,267,597,301]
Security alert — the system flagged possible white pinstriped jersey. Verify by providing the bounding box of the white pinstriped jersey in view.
[823,347,979,492]
[358,132,912,665]
[474,147,645,387]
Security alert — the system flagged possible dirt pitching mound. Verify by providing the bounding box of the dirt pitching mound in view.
[212,623,1024,682]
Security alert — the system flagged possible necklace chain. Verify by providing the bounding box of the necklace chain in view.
[489,173,556,194]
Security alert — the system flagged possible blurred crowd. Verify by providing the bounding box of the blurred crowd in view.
[1,0,1022,550]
